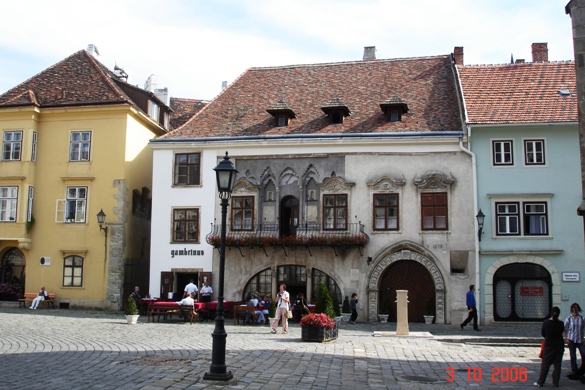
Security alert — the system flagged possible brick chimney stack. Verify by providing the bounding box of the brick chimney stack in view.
[363,46,376,60]
[453,47,464,65]
[531,43,548,62]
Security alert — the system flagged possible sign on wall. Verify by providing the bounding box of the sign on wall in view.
[562,272,580,282]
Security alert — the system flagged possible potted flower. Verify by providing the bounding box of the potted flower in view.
[341,295,351,323]
[424,298,435,324]
[125,295,140,324]
[300,313,338,342]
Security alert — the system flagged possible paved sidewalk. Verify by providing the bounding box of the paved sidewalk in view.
[0,306,581,389]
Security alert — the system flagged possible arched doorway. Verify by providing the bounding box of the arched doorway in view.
[379,260,435,322]
[1,248,25,300]
[493,263,551,321]
[280,196,299,237]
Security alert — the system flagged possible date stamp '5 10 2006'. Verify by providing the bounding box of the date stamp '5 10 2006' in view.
[446,367,529,383]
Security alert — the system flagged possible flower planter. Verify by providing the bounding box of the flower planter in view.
[126,314,140,324]
[341,313,351,322]
[424,315,434,325]
[301,325,338,342]
[378,314,389,322]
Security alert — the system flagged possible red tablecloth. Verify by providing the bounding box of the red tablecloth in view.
[193,301,233,311]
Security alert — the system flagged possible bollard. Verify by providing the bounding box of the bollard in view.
[395,290,409,336]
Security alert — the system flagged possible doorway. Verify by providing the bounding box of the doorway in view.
[379,260,435,322]
[280,196,299,237]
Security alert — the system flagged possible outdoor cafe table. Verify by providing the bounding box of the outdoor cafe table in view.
[193,301,234,321]
[137,298,158,315]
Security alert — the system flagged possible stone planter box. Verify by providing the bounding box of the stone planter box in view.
[341,313,351,322]
[301,325,338,342]
[378,314,389,322]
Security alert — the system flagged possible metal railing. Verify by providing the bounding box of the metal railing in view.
[206,222,369,248]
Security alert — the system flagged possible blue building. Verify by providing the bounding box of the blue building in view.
[458,43,583,324]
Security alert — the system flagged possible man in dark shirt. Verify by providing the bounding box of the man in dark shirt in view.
[460,285,480,331]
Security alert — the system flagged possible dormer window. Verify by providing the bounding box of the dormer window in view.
[267,99,296,127]
[380,96,409,122]
[321,97,351,125]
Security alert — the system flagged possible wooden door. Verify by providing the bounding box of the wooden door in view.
[160,272,174,301]
[379,260,435,322]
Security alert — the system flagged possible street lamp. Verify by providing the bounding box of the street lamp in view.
[97,209,108,237]
[204,152,238,382]
[476,209,485,241]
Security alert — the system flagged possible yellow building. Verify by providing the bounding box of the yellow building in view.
[0,48,170,309]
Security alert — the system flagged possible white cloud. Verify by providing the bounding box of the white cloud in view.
[0,0,576,100]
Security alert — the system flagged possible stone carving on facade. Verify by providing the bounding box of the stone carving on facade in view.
[302,164,321,185]
[279,167,299,186]
[318,175,355,193]
[232,178,260,195]
[367,244,446,323]
[367,175,406,192]
[414,171,454,190]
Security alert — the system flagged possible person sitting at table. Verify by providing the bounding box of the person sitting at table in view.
[178,292,195,306]
[260,295,271,323]
[131,286,141,301]
[200,280,213,302]
[247,294,265,324]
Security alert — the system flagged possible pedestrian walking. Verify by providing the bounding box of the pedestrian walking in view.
[270,284,289,334]
[460,284,480,331]
[564,302,585,375]
[535,306,565,387]
[350,293,358,324]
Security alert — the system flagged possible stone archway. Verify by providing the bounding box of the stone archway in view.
[483,255,560,325]
[368,244,446,323]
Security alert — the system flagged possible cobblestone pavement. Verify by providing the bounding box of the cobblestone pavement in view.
[0,306,583,390]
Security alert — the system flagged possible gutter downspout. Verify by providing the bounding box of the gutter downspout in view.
[453,60,481,325]
[458,129,481,326]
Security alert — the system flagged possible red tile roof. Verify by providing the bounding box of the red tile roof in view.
[457,62,577,125]
[163,56,463,139]
[0,50,131,108]
[169,97,208,129]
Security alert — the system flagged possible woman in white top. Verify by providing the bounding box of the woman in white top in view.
[270,284,290,334]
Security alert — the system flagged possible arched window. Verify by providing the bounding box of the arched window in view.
[243,268,272,301]
[312,268,341,304]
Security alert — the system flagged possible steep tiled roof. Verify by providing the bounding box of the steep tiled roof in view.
[169,97,208,129]
[163,55,463,139]
[457,62,577,124]
[0,50,134,109]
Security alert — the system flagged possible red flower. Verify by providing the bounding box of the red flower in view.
[299,313,336,328]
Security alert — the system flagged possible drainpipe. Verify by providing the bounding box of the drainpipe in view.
[458,128,481,326]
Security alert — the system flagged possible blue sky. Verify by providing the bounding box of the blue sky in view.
[0,0,575,100]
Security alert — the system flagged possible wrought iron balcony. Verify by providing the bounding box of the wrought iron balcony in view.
[206,222,369,255]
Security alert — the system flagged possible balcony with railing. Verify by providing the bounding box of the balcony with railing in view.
[206,222,369,256]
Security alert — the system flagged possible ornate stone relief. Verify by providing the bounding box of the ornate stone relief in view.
[318,176,355,193]
[414,171,454,190]
[367,175,406,192]
[232,178,260,195]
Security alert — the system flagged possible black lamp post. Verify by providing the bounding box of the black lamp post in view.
[476,209,485,241]
[204,152,238,382]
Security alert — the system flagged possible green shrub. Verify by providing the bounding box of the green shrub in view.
[342,296,351,313]
[314,282,336,318]
[379,297,390,314]
[125,295,138,315]
[269,298,277,318]
[425,298,435,316]
[332,294,341,316]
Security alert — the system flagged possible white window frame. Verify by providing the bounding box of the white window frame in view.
[31,131,37,162]
[495,202,520,236]
[492,196,551,238]
[69,131,91,162]
[63,255,84,287]
[2,131,23,161]
[492,140,514,166]
[523,139,546,166]
[149,101,160,121]
[56,186,87,223]
[0,186,18,222]
[27,186,34,222]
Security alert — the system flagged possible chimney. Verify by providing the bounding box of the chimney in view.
[515,59,525,64]
[221,81,228,91]
[531,43,548,62]
[363,46,376,61]
[154,87,169,106]
[86,44,100,57]
[453,47,464,65]
[144,74,157,92]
